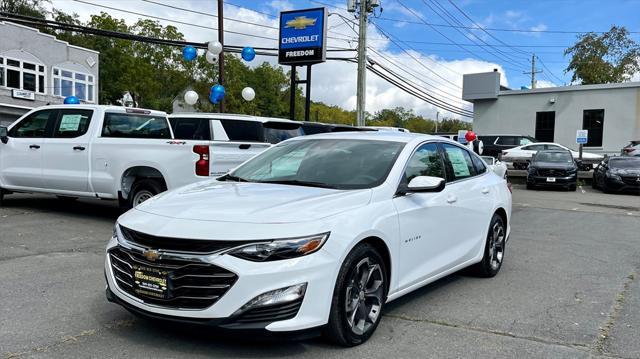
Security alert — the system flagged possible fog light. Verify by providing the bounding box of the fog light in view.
[234,283,307,315]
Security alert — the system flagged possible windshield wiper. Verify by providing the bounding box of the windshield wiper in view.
[218,174,249,182]
[257,179,337,189]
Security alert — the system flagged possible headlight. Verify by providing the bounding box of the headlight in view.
[228,232,330,262]
[113,223,124,242]
[607,172,622,181]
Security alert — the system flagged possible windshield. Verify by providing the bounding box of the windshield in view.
[535,151,573,163]
[610,158,640,169]
[226,139,405,189]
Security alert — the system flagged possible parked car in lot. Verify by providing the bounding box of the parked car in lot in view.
[0,105,212,209]
[169,114,304,176]
[592,156,640,193]
[501,142,603,170]
[621,140,640,157]
[366,126,410,132]
[478,134,537,157]
[526,150,579,191]
[482,156,508,179]
[105,132,512,346]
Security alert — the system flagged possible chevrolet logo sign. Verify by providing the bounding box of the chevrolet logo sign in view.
[285,16,316,30]
[142,249,160,262]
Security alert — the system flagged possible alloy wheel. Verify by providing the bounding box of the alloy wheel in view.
[345,257,384,335]
[488,221,505,270]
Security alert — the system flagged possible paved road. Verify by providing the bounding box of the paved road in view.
[1,187,638,358]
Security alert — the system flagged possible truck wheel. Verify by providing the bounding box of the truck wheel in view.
[129,179,165,208]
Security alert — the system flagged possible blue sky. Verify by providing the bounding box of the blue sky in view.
[48,0,640,119]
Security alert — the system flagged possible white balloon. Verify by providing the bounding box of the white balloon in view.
[205,51,218,64]
[208,41,223,55]
[242,87,255,101]
[184,90,199,105]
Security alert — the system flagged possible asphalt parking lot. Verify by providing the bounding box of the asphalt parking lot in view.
[1,186,639,358]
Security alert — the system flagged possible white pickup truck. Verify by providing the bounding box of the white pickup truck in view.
[0,105,214,208]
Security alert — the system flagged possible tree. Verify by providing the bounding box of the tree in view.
[565,26,640,84]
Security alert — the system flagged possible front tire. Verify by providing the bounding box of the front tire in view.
[468,214,506,278]
[324,243,388,347]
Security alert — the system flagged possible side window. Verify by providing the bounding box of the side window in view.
[471,154,487,174]
[527,144,546,151]
[53,110,93,138]
[519,137,533,145]
[496,136,517,146]
[403,143,446,184]
[545,144,562,150]
[219,119,262,142]
[102,113,171,139]
[8,110,53,138]
[169,118,211,140]
[441,143,478,181]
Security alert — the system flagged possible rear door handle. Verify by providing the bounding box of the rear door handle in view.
[73,146,86,151]
[29,144,40,149]
[446,195,457,204]
[481,187,490,194]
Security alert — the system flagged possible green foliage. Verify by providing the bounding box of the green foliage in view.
[6,1,472,130]
[565,26,640,84]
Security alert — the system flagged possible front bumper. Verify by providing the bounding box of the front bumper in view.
[104,235,337,332]
[603,177,640,193]
[527,174,576,187]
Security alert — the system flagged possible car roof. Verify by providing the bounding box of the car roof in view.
[168,113,298,124]
[521,142,564,146]
[286,131,452,144]
[25,104,167,116]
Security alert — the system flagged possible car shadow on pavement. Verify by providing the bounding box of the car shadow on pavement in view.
[1,194,122,220]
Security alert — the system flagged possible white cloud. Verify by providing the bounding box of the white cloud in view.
[536,80,557,88]
[47,0,512,120]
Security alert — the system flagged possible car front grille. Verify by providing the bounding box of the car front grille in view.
[120,226,254,254]
[233,299,303,324]
[109,246,237,309]
[538,169,568,177]
[621,176,640,186]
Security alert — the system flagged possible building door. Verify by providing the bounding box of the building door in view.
[535,111,555,142]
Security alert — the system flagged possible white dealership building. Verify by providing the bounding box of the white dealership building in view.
[463,71,640,154]
[0,21,99,126]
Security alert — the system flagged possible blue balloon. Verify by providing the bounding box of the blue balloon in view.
[209,84,225,104]
[241,47,256,61]
[182,45,197,61]
[63,96,80,104]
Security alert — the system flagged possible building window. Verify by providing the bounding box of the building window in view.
[52,67,95,102]
[582,109,604,147]
[535,111,555,142]
[0,56,46,94]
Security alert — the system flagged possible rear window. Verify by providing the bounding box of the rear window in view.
[302,123,332,135]
[219,119,262,142]
[169,118,211,140]
[102,113,171,139]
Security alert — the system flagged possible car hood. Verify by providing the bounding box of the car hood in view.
[133,180,372,224]
[611,168,640,176]
[532,162,576,170]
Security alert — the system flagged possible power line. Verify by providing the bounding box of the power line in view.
[536,56,565,84]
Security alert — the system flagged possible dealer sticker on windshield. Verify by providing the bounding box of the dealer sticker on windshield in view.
[546,177,556,182]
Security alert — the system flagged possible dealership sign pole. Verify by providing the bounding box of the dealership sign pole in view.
[279,7,327,121]
[576,129,588,161]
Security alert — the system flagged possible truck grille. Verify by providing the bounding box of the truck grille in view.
[108,246,237,309]
[120,226,253,254]
[538,169,567,177]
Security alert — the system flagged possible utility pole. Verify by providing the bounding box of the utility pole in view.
[523,53,542,89]
[435,111,439,133]
[355,0,371,127]
[217,0,225,112]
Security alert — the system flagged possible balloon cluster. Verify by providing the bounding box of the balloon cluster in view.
[181,42,257,105]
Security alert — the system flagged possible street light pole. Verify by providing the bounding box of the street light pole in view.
[218,0,225,112]
[355,0,368,127]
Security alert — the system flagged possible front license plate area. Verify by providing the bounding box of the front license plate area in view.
[546,177,556,182]
[133,265,170,299]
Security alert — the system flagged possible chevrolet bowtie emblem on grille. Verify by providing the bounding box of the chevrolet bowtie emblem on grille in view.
[285,16,316,30]
[143,249,160,261]
[636,177,640,183]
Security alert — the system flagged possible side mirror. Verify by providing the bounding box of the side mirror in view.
[407,176,446,193]
[0,127,8,144]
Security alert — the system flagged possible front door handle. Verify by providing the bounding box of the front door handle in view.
[73,146,86,151]
[481,187,490,194]
[446,195,457,204]
[29,144,40,149]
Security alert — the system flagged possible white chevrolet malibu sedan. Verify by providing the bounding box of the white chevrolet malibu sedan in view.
[105,132,512,346]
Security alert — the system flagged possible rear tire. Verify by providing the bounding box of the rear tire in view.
[591,177,599,190]
[128,179,165,209]
[468,214,506,278]
[324,243,388,347]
